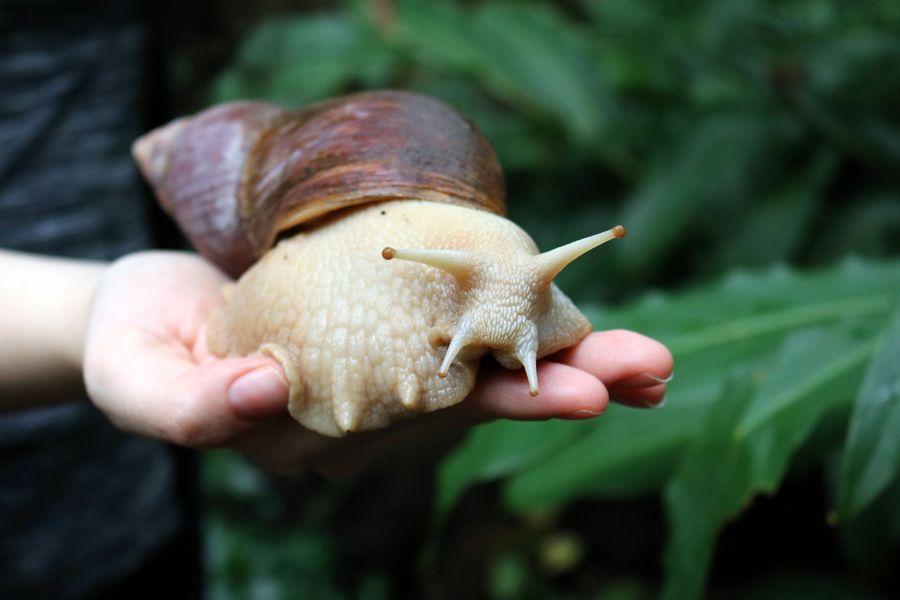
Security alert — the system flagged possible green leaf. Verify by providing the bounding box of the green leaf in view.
[504,401,708,510]
[520,263,894,505]
[471,2,607,141]
[736,331,875,444]
[435,419,590,520]
[713,152,836,271]
[660,374,757,600]
[662,328,874,600]
[838,473,900,578]
[616,113,776,274]
[436,259,899,516]
[211,9,395,106]
[810,193,900,262]
[837,300,900,519]
[394,0,485,71]
[587,259,900,344]
[397,0,609,141]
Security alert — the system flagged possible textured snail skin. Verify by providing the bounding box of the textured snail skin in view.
[207,200,591,436]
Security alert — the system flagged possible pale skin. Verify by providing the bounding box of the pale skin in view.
[0,249,673,476]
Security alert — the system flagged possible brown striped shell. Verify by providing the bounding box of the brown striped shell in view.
[133,90,506,277]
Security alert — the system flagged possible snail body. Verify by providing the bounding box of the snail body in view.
[134,91,624,437]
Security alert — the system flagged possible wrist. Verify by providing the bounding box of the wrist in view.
[58,260,106,374]
[0,250,107,408]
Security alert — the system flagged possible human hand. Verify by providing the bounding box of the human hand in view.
[83,251,294,444]
[83,251,672,475]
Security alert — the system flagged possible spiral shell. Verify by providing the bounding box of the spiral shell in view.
[134,91,506,277]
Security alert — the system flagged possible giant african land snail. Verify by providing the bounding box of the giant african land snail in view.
[133,90,625,437]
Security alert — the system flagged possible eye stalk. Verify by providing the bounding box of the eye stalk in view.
[381,247,477,280]
[536,225,626,284]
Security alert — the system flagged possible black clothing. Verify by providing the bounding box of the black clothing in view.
[0,2,196,597]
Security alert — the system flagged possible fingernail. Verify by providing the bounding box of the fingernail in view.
[229,365,289,419]
[562,408,605,420]
[615,371,674,390]
[642,395,667,409]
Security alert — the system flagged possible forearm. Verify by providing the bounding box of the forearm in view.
[0,249,105,409]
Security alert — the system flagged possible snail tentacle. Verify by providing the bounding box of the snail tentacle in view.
[516,320,541,396]
[382,246,478,280]
[438,318,474,378]
[537,225,627,284]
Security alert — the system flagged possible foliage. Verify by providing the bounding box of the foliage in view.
[190,0,900,597]
[208,0,900,302]
[202,453,350,600]
[837,308,900,521]
[439,259,899,597]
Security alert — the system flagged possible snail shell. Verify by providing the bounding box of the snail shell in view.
[134,90,623,437]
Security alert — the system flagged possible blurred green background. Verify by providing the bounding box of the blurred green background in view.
[161,0,900,598]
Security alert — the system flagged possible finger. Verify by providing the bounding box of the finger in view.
[166,356,288,446]
[226,362,290,420]
[606,384,667,408]
[551,330,673,407]
[465,360,608,421]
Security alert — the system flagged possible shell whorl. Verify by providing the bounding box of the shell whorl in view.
[133,91,507,277]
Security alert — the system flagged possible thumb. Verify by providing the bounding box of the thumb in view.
[225,359,291,420]
[150,356,289,448]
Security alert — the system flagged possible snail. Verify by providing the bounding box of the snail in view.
[133,90,625,437]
